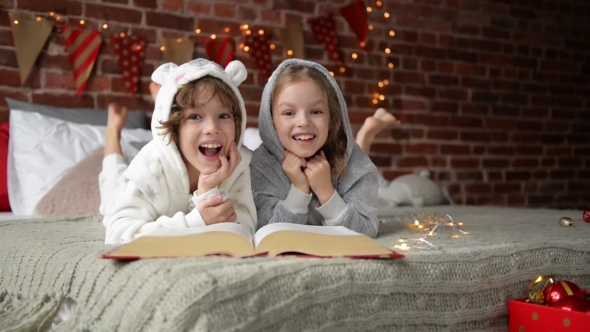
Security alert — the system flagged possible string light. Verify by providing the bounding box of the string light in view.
[389,30,396,37]
[379,94,385,101]
[373,93,379,98]
[119,32,125,38]
[195,28,201,34]
[102,23,108,29]
[242,24,249,30]
[13,20,18,25]
[287,50,293,56]
[368,25,374,31]
[244,46,250,52]
[384,12,390,19]
[372,98,378,105]
[366,6,372,12]
[56,16,62,22]
[239,43,245,49]
[176,38,182,43]
[351,53,358,59]
[383,79,389,85]
[211,34,217,39]
[224,27,230,33]
[388,62,394,69]
[270,43,276,50]
[160,46,166,52]
[80,20,85,25]
[36,17,42,22]
[329,71,334,76]
[134,44,142,51]
[246,30,251,35]
[385,48,391,54]
[378,81,384,88]
[258,29,264,35]
[49,12,55,17]
[376,0,383,7]
[339,66,346,73]
[360,41,366,47]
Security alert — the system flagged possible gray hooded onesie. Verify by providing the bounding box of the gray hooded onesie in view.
[250,59,379,238]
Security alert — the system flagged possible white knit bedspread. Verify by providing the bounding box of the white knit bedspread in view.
[1,206,589,332]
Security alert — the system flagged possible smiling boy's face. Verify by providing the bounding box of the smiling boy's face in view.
[177,85,236,175]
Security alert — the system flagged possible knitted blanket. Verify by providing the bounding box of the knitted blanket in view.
[1,206,589,332]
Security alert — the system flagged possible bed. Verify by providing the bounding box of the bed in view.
[1,205,588,331]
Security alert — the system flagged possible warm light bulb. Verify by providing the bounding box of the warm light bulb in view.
[80,20,85,25]
[378,82,384,88]
[160,46,166,52]
[177,38,182,43]
[373,93,379,98]
[372,99,378,105]
[360,41,366,47]
[239,43,245,49]
[351,53,358,59]
[211,34,217,39]
[242,24,249,30]
[339,67,346,73]
[13,20,18,25]
[244,46,250,52]
[270,43,276,50]
[383,79,389,85]
[224,27,230,33]
[56,16,62,22]
[385,48,391,54]
[36,17,42,22]
[388,62,394,69]
[102,23,108,29]
[389,30,396,37]
[329,71,334,76]
[287,50,293,56]
[258,29,264,35]
[368,25,374,31]
[379,94,385,101]
[120,32,125,38]
[246,30,251,35]
[49,12,55,17]
[195,28,201,34]
[384,12,390,18]
[376,0,383,7]
[366,6,372,12]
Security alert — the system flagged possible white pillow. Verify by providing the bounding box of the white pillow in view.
[8,109,151,216]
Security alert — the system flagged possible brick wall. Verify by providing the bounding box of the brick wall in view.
[0,0,589,209]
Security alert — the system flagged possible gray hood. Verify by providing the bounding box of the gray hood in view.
[258,59,354,164]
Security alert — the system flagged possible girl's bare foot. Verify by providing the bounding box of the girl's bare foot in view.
[355,108,401,155]
[374,108,401,126]
[105,103,128,156]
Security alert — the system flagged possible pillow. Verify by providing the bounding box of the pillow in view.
[8,109,152,215]
[0,123,9,211]
[392,172,448,206]
[34,148,103,216]
[5,98,147,129]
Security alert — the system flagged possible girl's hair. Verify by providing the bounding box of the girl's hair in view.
[271,65,348,179]
[159,76,242,145]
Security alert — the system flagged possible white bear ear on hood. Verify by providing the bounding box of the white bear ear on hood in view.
[225,60,247,86]
[151,62,178,85]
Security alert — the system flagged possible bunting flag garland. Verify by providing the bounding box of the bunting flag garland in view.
[340,0,368,45]
[244,32,272,79]
[110,34,146,97]
[202,37,235,69]
[275,24,305,59]
[8,11,53,84]
[161,38,194,65]
[62,25,103,96]
[308,14,342,65]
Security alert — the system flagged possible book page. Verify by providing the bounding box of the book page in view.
[253,224,393,258]
[105,223,255,259]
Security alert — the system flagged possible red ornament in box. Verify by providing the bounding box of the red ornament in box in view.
[543,280,585,305]
[552,295,590,313]
[583,210,590,223]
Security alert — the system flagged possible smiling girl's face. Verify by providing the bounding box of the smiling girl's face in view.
[177,84,236,175]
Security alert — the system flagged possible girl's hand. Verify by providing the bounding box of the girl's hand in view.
[198,142,241,193]
[282,150,310,194]
[304,151,335,205]
[197,195,237,225]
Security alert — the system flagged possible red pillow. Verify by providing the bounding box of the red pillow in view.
[0,122,10,211]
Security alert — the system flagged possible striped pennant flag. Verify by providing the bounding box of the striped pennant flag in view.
[340,0,367,45]
[62,25,102,96]
[202,36,235,69]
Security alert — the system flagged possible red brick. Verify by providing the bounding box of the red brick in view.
[213,3,236,18]
[394,72,426,85]
[290,0,315,13]
[0,68,21,87]
[405,86,436,98]
[396,16,425,29]
[188,1,210,14]
[134,0,157,9]
[462,104,489,115]
[405,143,438,154]
[440,144,469,155]
[487,146,515,155]
[456,25,479,35]
[163,0,183,11]
[465,183,492,194]
[370,156,392,167]
[495,183,521,194]
[32,92,95,108]
[0,29,13,46]
[17,0,81,15]
[0,48,16,67]
[261,9,282,24]
[438,61,454,73]
[451,116,483,128]
[396,156,429,168]
[427,130,458,140]
[146,11,193,31]
[513,159,539,168]
[507,195,525,206]
[393,98,428,111]
[370,143,402,155]
[85,3,142,24]
[425,20,450,32]
[104,0,129,4]
[432,101,458,113]
[485,118,517,130]
[44,72,76,90]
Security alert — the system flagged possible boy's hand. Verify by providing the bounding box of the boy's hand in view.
[304,151,335,205]
[282,150,309,194]
[198,142,242,193]
[197,195,237,225]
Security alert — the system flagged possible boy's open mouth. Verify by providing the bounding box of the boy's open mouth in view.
[199,143,222,157]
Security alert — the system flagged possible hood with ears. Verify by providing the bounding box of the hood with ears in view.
[150,59,248,149]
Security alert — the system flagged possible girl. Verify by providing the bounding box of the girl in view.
[251,59,381,238]
[101,59,257,244]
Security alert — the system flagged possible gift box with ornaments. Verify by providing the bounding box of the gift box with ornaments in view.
[509,276,590,332]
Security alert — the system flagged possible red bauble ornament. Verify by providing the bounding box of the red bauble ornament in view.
[583,210,590,223]
[551,295,590,313]
[543,280,585,305]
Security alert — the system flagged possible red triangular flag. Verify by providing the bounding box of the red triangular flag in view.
[244,33,272,79]
[340,1,367,44]
[308,15,342,65]
[110,34,146,97]
[62,25,102,96]
[201,37,235,69]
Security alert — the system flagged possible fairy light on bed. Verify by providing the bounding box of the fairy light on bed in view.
[388,212,470,251]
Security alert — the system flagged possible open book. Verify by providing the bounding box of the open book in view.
[103,223,403,260]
